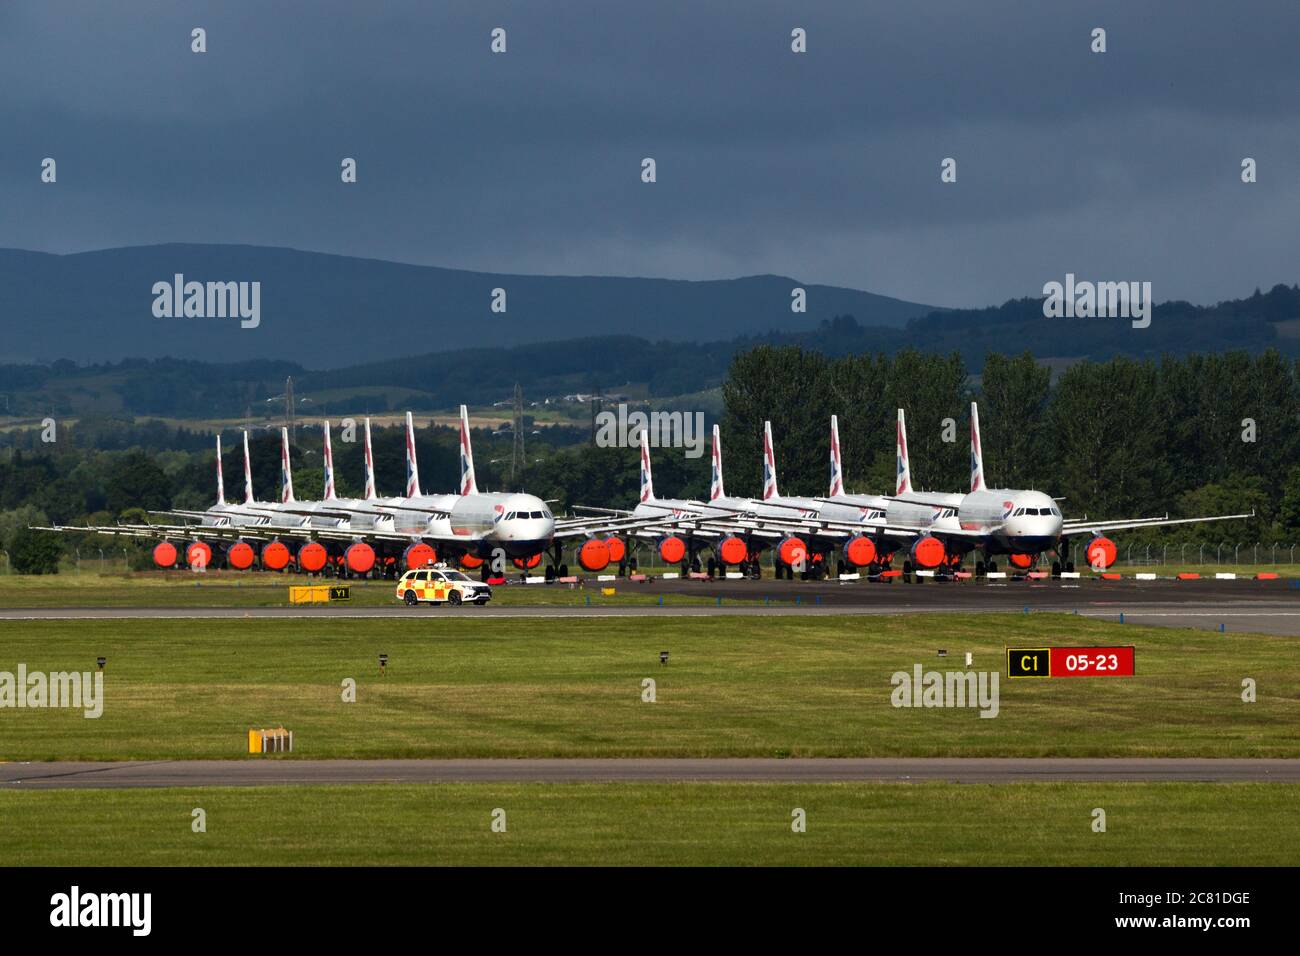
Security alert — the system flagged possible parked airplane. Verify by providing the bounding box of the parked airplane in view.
[865,402,1255,574]
[38,407,652,579]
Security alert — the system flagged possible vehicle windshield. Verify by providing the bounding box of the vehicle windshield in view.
[444,571,471,582]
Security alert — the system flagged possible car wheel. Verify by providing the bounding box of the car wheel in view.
[448,591,463,606]
[475,597,489,605]
[403,590,418,606]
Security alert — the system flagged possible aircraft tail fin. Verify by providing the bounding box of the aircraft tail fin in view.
[970,402,986,492]
[639,429,655,503]
[322,420,337,500]
[459,405,478,495]
[710,425,726,501]
[215,435,226,505]
[762,421,779,500]
[242,431,254,504]
[363,418,377,500]
[896,408,913,495]
[829,415,844,497]
[280,427,295,503]
[404,412,421,497]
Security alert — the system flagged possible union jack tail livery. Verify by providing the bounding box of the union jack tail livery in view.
[970,401,986,492]
[829,415,844,497]
[710,425,726,501]
[242,431,254,504]
[215,435,225,505]
[639,429,655,503]
[896,408,913,495]
[280,427,295,503]
[404,411,421,498]
[321,420,337,500]
[762,421,779,500]
[362,418,377,500]
[459,405,478,495]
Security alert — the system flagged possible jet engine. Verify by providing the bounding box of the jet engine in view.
[843,534,877,568]
[909,535,945,569]
[658,535,687,564]
[1086,536,1117,570]
[226,540,256,571]
[577,537,611,572]
[716,535,747,566]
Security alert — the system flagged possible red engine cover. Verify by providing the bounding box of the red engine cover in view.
[577,538,611,572]
[152,541,178,568]
[460,553,485,569]
[909,535,945,569]
[402,543,437,570]
[716,536,747,565]
[777,536,807,567]
[1086,536,1117,569]
[186,540,212,570]
[604,535,627,563]
[658,535,686,565]
[1008,552,1034,570]
[226,541,255,570]
[261,541,290,571]
[512,553,543,570]
[843,535,877,568]
[345,542,376,574]
[297,542,328,573]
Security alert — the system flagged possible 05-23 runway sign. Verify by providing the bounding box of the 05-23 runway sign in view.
[1005,646,1135,678]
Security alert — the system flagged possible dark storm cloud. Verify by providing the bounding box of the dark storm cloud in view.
[0,0,1296,307]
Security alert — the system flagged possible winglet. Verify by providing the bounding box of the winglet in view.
[280,427,295,503]
[970,402,986,493]
[363,418,377,500]
[762,421,779,500]
[459,405,478,495]
[829,415,844,497]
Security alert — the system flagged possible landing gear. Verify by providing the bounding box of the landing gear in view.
[707,557,718,578]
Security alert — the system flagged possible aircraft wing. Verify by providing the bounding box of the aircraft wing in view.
[33,523,275,542]
[1062,511,1255,536]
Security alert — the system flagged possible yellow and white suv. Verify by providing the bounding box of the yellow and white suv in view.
[396,566,493,606]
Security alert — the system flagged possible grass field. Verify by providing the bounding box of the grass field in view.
[1,565,1295,610]
[1,781,1295,865]
[0,570,757,608]
[2,614,1295,760]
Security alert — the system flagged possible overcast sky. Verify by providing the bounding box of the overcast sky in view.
[1,0,1296,308]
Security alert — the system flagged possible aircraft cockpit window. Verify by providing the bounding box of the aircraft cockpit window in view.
[506,512,516,520]
[1014,508,1024,516]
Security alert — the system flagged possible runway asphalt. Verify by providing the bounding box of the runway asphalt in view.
[3,577,1300,633]
[3,758,1298,789]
